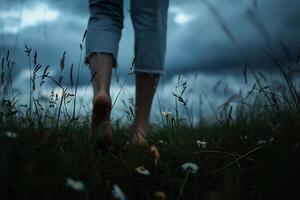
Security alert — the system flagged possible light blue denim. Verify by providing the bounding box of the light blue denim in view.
[85,0,169,76]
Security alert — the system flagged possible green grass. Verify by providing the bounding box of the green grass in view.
[1,46,300,200]
[0,115,299,200]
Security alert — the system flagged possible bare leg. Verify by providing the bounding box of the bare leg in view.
[89,53,114,146]
[131,72,160,145]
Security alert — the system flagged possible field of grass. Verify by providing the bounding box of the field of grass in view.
[1,46,300,200]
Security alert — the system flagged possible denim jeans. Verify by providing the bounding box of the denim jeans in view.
[85,0,169,76]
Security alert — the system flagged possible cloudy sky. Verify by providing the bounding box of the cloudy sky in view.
[0,0,299,124]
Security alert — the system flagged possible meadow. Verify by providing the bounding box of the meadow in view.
[0,41,300,200]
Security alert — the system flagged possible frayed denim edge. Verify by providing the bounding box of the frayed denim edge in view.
[84,51,118,69]
[133,68,165,77]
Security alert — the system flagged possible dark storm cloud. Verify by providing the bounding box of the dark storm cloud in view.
[0,0,89,16]
[48,0,88,16]
[0,0,300,85]
[164,0,300,76]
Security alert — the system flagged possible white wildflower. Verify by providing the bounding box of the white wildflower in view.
[240,135,248,140]
[196,140,207,149]
[66,178,85,191]
[159,139,164,144]
[4,131,17,138]
[181,162,199,174]
[257,140,267,145]
[161,111,173,116]
[112,184,126,200]
[135,166,150,176]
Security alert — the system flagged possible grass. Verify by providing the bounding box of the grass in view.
[1,41,300,199]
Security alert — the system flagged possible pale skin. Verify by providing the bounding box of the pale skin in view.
[89,53,159,146]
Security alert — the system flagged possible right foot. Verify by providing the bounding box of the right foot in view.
[130,124,149,146]
[91,93,113,148]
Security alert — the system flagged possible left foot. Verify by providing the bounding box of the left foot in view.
[90,93,113,148]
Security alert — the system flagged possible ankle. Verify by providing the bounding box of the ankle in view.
[134,123,150,134]
[93,91,111,101]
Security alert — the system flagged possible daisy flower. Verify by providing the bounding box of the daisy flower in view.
[257,140,267,145]
[4,131,17,138]
[66,178,85,191]
[112,184,126,200]
[135,165,150,176]
[181,162,199,174]
[196,140,207,149]
[240,135,248,140]
[161,111,173,116]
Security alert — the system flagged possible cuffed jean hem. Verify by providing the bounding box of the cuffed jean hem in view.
[84,51,118,69]
[133,68,165,77]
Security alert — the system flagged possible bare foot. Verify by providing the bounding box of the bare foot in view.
[91,93,113,147]
[130,126,148,146]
